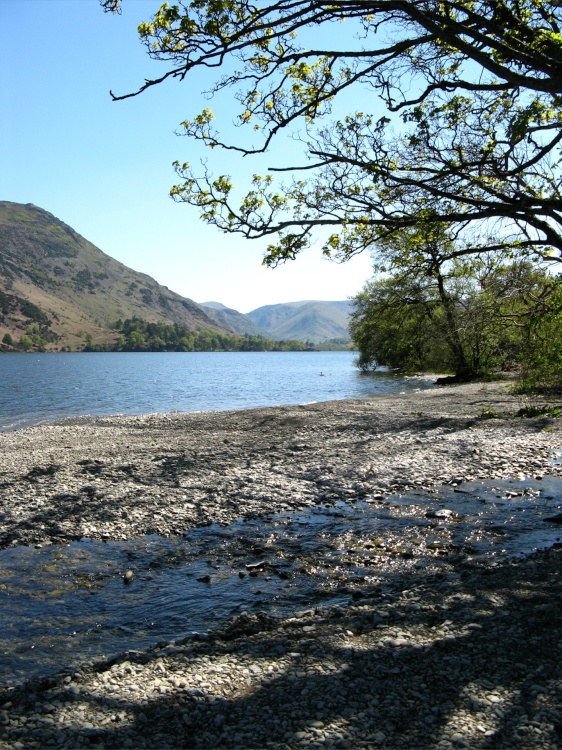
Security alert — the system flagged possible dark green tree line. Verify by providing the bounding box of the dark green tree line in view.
[93,318,313,352]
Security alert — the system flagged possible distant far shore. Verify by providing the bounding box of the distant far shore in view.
[0,346,348,353]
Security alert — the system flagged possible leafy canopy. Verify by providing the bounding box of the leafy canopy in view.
[349,233,562,381]
[105,0,562,267]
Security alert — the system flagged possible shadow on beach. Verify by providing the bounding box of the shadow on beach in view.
[1,547,561,749]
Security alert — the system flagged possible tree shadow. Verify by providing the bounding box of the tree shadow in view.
[1,548,560,749]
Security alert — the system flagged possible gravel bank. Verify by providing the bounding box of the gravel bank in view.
[0,548,561,749]
[0,381,561,550]
[1,381,562,749]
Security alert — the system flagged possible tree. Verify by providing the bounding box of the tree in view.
[84,333,98,351]
[349,226,561,379]
[2,333,13,347]
[18,335,33,351]
[509,271,562,387]
[104,0,562,268]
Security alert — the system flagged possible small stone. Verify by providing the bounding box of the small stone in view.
[426,508,454,519]
[246,560,266,570]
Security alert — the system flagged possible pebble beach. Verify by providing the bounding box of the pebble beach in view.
[1,381,562,749]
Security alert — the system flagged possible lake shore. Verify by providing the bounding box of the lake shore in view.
[1,546,561,749]
[1,381,562,749]
[1,380,561,550]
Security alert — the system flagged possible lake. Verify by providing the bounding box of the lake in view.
[0,351,434,431]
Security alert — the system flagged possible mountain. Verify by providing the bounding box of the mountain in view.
[0,201,228,350]
[199,301,269,337]
[0,202,353,351]
[200,301,228,310]
[200,299,354,344]
[246,300,352,343]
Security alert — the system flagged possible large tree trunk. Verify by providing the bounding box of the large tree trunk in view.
[435,272,472,378]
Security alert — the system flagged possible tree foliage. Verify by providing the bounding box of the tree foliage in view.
[95,318,313,352]
[349,227,562,381]
[104,0,562,267]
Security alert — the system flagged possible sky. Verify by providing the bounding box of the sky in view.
[0,0,374,313]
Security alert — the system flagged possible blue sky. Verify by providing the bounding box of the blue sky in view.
[0,0,373,312]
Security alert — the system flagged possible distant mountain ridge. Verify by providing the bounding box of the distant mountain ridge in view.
[246,300,352,343]
[199,299,353,344]
[0,201,228,350]
[199,301,269,337]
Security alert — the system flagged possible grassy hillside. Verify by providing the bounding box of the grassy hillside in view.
[199,301,270,337]
[246,300,352,343]
[0,202,228,351]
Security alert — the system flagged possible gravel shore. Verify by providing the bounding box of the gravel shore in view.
[1,381,560,550]
[1,381,562,749]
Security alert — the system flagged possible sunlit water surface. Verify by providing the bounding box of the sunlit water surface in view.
[0,351,433,431]
[1,476,561,684]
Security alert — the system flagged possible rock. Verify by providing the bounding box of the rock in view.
[245,560,266,570]
[426,508,455,519]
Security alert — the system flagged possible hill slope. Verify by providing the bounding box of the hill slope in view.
[199,301,269,337]
[247,300,352,343]
[0,202,228,350]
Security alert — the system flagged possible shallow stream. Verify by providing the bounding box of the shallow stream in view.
[1,476,561,684]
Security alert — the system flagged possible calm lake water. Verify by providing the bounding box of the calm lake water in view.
[0,351,434,431]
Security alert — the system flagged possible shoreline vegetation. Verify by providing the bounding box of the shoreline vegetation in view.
[1,317,352,353]
[1,382,561,748]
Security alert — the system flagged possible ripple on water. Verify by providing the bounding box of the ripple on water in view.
[1,475,561,684]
